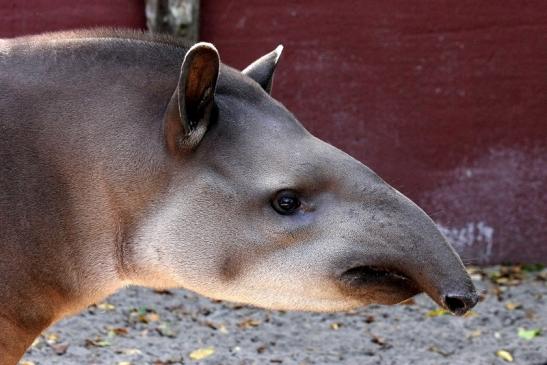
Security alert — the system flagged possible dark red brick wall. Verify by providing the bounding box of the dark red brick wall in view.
[0,0,145,37]
[1,1,545,264]
[200,1,547,264]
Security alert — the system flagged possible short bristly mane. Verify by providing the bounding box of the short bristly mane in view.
[10,27,193,51]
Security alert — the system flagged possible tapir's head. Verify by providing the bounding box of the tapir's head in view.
[131,43,478,315]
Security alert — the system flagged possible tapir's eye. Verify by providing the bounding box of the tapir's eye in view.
[272,190,301,215]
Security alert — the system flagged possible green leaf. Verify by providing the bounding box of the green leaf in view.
[522,263,545,272]
[518,327,541,340]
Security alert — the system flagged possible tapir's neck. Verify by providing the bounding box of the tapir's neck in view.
[0,36,187,349]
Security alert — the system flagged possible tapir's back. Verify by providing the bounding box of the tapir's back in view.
[0,39,58,258]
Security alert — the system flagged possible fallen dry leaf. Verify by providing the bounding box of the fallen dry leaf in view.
[488,266,523,286]
[496,349,514,362]
[189,346,215,360]
[109,327,129,336]
[466,266,482,275]
[537,271,547,281]
[426,308,450,317]
[129,307,160,324]
[30,337,42,348]
[370,334,390,348]
[116,348,142,356]
[203,320,228,334]
[146,312,160,322]
[238,318,261,329]
[428,345,453,357]
[97,302,116,311]
[85,336,110,348]
[463,310,478,318]
[44,332,59,344]
[470,273,483,281]
[504,302,522,311]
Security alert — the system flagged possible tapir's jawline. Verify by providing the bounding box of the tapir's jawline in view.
[338,265,422,304]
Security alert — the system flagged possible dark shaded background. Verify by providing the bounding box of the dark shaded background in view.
[1,0,546,264]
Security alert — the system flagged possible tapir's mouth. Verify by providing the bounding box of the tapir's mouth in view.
[338,265,422,303]
[341,265,412,287]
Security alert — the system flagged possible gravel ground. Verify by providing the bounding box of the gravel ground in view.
[21,266,547,365]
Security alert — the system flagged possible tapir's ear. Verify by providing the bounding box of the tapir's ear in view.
[165,42,219,153]
[242,45,283,94]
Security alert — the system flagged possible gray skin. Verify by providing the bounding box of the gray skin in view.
[0,29,478,364]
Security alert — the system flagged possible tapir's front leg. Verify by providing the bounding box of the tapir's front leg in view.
[0,315,40,365]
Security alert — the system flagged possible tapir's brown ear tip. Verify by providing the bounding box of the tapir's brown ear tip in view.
[187,42,220,62]
[189,42,217,52]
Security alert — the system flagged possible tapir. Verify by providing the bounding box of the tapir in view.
[0,29,478,363]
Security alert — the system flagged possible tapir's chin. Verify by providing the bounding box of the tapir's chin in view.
[338,265,422,305]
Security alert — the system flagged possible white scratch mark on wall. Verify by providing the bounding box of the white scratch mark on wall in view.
[437,222,494,263]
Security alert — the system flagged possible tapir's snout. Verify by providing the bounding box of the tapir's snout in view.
[335,179,479,316]
[338,259,479,315]
[402,232,480,316]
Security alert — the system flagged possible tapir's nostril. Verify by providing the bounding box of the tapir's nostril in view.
[443,293,479,316]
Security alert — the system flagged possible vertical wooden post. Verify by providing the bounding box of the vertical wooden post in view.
[145,0,199,42]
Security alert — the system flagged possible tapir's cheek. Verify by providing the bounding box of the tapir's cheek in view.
[217,241,287,285]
